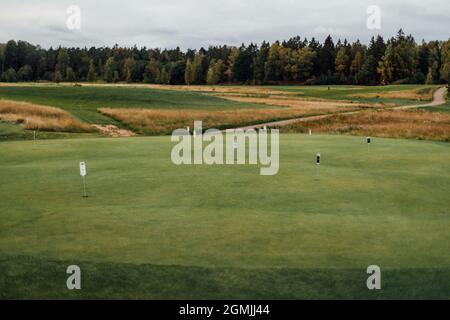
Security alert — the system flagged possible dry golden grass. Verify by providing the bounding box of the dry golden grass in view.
[99,101,363,135]
[92,124,136,137]
[218,95,387,109]
[350,87,435,101]
[144,84,298,96]
[282,109,450,141]
[0,99,91,132]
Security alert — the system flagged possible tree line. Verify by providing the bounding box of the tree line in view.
[0,29,449,85]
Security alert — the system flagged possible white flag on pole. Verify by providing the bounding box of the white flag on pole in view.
[79,162,87,177]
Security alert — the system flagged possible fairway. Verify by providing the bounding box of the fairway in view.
[1,134,449,299]
[0,85,268,124]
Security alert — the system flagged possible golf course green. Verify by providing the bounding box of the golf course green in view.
[1,134,449,299]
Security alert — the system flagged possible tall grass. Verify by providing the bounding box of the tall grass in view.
[218,95,389,108]
[281,109,450,141]
[99,102,362,135]
[350,87,435,101]
[0,100,91,132]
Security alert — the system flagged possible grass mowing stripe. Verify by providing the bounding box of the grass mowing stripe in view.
[1,255,449,299]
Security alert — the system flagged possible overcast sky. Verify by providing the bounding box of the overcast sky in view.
[0,0,449,49]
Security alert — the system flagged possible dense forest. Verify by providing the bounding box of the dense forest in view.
[0,29,449,86]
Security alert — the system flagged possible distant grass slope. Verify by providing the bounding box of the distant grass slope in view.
[268,84,440,105]
[1,135,449,299]
[0,85,268,124]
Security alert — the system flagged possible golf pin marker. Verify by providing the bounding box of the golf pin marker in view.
[79,161,88,198]
[315,153,321,180]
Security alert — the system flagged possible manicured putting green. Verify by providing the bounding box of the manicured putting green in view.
[0,134,449,299]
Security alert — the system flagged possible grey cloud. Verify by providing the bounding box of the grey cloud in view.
[0,0,448,49]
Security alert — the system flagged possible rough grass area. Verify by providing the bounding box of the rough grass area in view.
[217,95,383,108]
[99,101,361,135]
[0,100,92,132]
[350,87,435,101]
[0,121,101,141]
[281,109,450,142]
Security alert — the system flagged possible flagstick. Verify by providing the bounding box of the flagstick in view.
[315,153,321,180]
[82,176,87,198]
[79,162,88,198]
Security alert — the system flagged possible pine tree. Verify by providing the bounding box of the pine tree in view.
[318,35,336,75]
[253,41,270,84]
[55,48,70,80]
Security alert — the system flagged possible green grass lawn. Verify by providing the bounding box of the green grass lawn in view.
[1,134,449,299]
[0,85,267,124]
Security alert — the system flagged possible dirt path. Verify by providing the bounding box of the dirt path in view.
[92,124,136,137]
[393,86,447,110]
[231,87,447,130]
